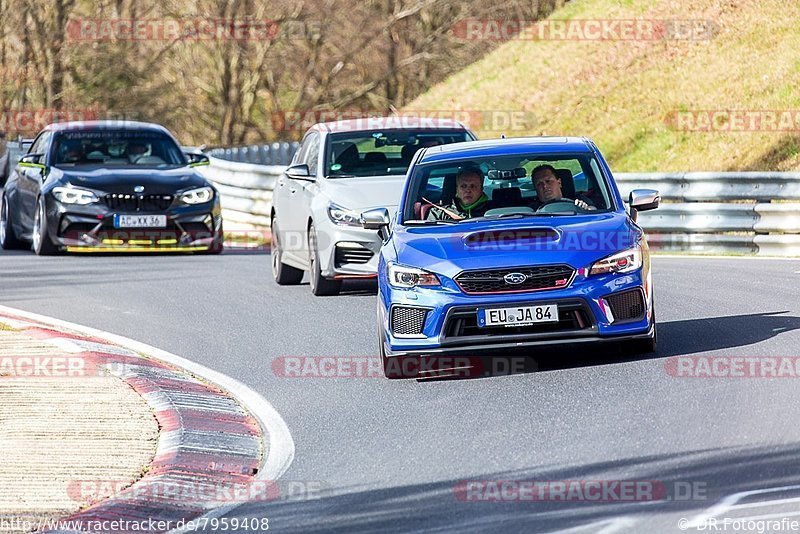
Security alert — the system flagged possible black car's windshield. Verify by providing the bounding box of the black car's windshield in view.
[404,153,614,222]
[51,130,187,168]
[326,129,472,178]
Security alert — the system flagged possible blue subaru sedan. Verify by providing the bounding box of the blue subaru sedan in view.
[361,137,660,378]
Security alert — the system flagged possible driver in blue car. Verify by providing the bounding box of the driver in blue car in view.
[427,166,493,220]
[531,164,596,211]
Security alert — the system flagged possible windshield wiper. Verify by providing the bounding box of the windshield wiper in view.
[326,174,357,179]
[404,219,457,226]
[478,212,550,221]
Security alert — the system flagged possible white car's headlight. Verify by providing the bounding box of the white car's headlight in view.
[180,186,214,205]
[52,186,99,205]
[327,202,362,227]
[387,262,441,289]
[589,245,643,276]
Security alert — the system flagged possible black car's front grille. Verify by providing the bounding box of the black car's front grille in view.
[104,193,173,212]
[334,244,374,266]
[605,289,646,322]
[391,306,428,336]
[442,300,595,341]
[455,265,575,294]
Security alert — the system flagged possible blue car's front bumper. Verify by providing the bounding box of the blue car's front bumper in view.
[378,266,654,358]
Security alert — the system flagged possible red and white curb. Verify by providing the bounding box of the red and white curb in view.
[0,305,294,533]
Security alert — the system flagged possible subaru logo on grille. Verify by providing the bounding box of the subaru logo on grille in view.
[133,185,145,193]
[504,272,527,285]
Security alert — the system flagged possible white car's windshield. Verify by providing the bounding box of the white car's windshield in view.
[327,129,472,178]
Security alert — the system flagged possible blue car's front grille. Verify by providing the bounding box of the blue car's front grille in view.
[454,265,575,294]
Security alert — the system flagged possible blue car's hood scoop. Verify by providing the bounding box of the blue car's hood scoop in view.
[394,214,640,278]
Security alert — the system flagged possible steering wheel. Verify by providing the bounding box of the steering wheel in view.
[536,198,577,213]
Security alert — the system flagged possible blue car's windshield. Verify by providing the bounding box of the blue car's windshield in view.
[51,130,187,168]
[404,153,614,222]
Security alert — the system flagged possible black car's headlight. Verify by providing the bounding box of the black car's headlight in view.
[327,202,362,227]
[387,262,441,289]
[179,186,214,205]
[52,186,99,205]
[589,245,643,276]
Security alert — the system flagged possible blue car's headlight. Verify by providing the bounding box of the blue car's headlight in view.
[327,202,362,227]
[589,245,643,276]
[52,186,99,205]
[180,186,214,205]
[388,262,441,289]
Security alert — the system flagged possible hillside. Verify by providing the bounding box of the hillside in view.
[405,0,800,171]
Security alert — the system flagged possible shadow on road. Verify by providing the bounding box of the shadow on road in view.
[224,444,800,533]
[416,311,800,382]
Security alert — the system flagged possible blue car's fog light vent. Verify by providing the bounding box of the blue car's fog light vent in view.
[455,265,575,294]
[391,306,428,336]
[604,289,645,322]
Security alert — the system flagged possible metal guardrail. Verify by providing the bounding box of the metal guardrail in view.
[199,156,284,227]
[208,142,300,166]
[199,160,800,256]
[615,173,800,255]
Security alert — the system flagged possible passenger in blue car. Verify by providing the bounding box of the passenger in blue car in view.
[530,164,597,211]
[426,167,494,220]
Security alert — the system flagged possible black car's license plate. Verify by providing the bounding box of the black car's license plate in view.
[113,214,167,228]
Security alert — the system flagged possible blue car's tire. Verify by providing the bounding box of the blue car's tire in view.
[626,309,657,355]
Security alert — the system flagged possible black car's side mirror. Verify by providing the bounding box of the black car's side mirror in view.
[185,152,210,167]
[286,163,314,181]
[20,153,44,166]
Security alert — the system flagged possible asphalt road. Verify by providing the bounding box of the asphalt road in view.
[3,249,800,533]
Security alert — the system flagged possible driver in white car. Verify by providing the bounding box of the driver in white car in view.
[531,164,596,211]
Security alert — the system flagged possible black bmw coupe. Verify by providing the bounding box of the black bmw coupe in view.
[0,120,223,255]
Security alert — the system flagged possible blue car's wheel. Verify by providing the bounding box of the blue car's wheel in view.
[626,308,657,355]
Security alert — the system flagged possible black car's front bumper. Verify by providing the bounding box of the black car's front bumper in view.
[44,194,222,252]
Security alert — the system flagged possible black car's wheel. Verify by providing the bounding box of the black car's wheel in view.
[271,219,303,285]
[197,227,224,255]
[0,194,26,250]
[32,197,60,256]
[308,222,341,296]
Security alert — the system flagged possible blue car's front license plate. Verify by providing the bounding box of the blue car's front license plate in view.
[477,304,559,328]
